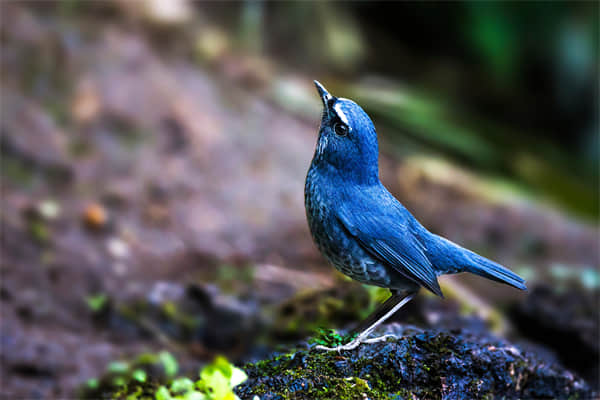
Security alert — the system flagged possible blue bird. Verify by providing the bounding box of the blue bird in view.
[305,81,527,351]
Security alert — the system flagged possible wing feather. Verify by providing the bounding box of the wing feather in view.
[337,207,443,297]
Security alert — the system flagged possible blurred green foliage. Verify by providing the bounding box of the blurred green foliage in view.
[249,1,598,219]
[154,356,248,400]
[467,3,518,82]
[85,293,108,313]
[352,82,598,219]
[80,352,247,400]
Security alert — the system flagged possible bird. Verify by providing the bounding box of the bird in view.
[305,81,527,351]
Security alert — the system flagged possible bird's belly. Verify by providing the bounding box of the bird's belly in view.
[308,213,394,288]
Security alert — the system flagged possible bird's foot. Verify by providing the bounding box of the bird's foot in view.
[362,334,397,344]
[314,334,396,352]
[314,341,359,352]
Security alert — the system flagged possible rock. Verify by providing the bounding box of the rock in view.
[94,282,264,355]
[106,237,130,260]
[236,324,592,400]
[185,284,263,352]
[36,199,61,220]
[509,284,599,388]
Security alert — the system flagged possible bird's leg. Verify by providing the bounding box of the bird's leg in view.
[349,290,409,337]
[315,292,416,352]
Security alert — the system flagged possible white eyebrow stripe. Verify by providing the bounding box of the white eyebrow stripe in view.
[333,102,349,126]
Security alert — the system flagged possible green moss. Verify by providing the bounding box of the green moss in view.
[248,363,388,399]
[242,344,405,398]
[307,377,387,400]
[250,353,293,377]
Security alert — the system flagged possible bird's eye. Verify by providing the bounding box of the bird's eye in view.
[334,122,349,137]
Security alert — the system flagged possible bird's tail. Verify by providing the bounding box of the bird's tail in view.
[464,250,527,291]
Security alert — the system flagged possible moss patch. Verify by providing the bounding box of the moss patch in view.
[236,325,592,400]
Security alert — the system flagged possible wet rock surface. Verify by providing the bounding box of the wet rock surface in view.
[236,324,593,400]
[510,285,600,388]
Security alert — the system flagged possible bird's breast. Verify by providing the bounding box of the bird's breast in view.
[305,169,379,282]
[304,167,341,251]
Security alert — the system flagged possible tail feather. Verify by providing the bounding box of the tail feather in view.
[465,251,527,290]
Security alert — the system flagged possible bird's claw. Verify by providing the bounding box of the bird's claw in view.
[362,334,397,344]
[314,341,360,352]
[314,334,397,352]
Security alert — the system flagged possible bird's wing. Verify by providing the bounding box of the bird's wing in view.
[337,206,443,297]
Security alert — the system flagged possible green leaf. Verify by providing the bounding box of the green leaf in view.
[213,356,234,379]
[171,377,195,393]
[136,352,159,365]
[229,367,247,388]
[127,386,143,400]
[159,351,178,377]
[183,391,207,400]
[309,328,355,347]
[156,386,172,400]
[85,294,108,312]
[86,378,99,389]
[132,369,147,383]
[107,360,129,374]
[196,356,246,400]
[112,376,126,387]
[198,369,229,400]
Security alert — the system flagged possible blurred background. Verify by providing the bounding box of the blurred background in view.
[1,1,598,398]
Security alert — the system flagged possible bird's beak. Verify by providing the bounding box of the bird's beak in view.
[314,80,335,109]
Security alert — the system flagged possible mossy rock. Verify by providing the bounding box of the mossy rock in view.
[236,325,592,400]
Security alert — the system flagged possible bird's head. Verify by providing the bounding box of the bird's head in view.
[312,80,379,184]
